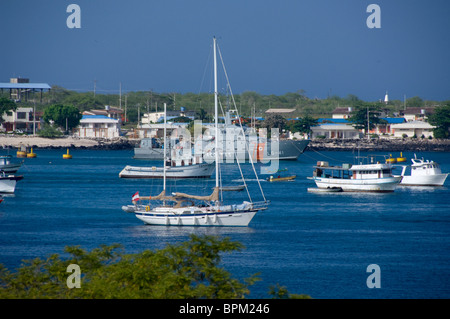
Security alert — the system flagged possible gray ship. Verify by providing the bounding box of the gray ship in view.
[134,135,309,161]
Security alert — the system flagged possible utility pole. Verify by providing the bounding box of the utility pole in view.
[119,82,122,109]
[125,95,127,123]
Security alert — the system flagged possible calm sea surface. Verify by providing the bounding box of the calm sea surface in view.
[0,149,449,299]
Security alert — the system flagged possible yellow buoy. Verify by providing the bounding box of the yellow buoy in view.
[17,145,27,158]
[27,148,37,158]
[396,152,407,163]
[63,149,72,159]
[386,154,397,163]
[17,151,27,158]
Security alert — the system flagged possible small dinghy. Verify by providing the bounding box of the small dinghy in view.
[307,187,343,193]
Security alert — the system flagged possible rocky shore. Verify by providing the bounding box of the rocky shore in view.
[308,138,450,152]
[0,136,138,150]
[1,136,449,152]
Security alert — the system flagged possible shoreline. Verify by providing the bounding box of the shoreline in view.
[0,136,138,150]
[1,136,450,152]
[308,138,450,152]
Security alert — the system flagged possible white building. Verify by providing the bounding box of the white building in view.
[311,123,362,139]
[390,121,435,138]
[75,115,121,139]
[332,107,353,119]
[137,122,189,139]
[1,107,41,133]
[141,107,195,124]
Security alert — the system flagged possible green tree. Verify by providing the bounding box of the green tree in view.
[37,123,64,138]
[260,114,287,131]
[0,97,17,124]
[43,104,82,132]
[348,104,386,136]
[196,108,208,121]
[0,235,308,299]
[170,116,192,123]
[0,235,251,299]
[406,96,424,108]
[428,104,450,139]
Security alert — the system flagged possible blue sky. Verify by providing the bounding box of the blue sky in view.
[1,0,449,101]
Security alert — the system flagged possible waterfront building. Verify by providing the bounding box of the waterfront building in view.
[390,120,435,138]
[1,107,42,133]
[75,115,121,139]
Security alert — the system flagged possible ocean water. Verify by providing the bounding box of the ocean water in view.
[0,149,449,299]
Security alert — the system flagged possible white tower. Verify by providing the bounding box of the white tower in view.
[384,91,389,104]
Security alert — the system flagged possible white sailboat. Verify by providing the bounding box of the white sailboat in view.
[122,37,269,226]
[119,104,214,179]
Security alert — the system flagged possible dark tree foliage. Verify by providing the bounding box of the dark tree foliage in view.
[0,97,16,123]
[0,235,308,299]
[428,104,450,139]
[43,104,82,132]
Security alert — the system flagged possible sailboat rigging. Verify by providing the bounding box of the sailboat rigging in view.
[122,37,269,226]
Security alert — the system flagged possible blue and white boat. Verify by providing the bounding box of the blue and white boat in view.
[310,157,402,193]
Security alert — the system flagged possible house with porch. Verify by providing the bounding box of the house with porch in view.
[390,121,435,138]
[75,115,122,139]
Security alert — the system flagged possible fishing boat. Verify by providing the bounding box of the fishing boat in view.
[0,172,23,193]
[310,157,402,192]
[396,154,448,186]
[122,37,269,226]
[0,155,23,173]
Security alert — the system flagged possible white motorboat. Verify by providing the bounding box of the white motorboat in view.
[310,157,402,192]
[0,155,23,173]
[396,154,448,186]
[122,37,269,226]
[0,172,23,193]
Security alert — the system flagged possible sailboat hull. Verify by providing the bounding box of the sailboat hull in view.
[119,163,215,179]
[134,210,258,227]
[0,175,23,193]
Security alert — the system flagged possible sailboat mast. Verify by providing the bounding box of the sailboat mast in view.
[213,37,219,188]
[163,103,167,192]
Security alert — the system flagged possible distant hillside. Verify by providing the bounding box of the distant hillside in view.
[3,85,449,123]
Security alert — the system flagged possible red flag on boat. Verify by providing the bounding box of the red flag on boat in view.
[132,192,140,202]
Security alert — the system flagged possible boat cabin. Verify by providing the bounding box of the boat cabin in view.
[313,160,394,180]
[411,160,442,175]
[350,165,394,179]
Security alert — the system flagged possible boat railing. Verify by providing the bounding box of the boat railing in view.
[251,201,270,210]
